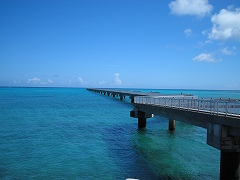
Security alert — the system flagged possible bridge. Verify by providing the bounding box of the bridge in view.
[87,88,240,180]
[87,88,161,103]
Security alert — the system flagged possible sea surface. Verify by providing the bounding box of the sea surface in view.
[0,87,240,180]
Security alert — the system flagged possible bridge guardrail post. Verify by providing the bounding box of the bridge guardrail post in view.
[213,100,215,114]
[198,100,200,111]
[237,101,239,115]
[210,100,212,114]
[236,101,238,115]
[225,102,228,116]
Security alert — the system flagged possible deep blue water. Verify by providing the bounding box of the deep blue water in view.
[0,87,240,179]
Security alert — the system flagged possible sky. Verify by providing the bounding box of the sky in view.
[0,0,240,90]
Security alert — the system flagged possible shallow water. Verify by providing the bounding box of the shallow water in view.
[0,88,239,179]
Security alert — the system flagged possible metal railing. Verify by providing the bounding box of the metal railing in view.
[134,96,240,117]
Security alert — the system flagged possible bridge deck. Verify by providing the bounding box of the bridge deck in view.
[87,88,240,117]
[134,96,240,118]
[87,88,161,97]
[88,88,240,177]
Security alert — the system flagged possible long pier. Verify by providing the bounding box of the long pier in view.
[87,88,240,179]
[87,88,162,103]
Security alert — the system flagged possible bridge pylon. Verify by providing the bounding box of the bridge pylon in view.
[130,109,154,128]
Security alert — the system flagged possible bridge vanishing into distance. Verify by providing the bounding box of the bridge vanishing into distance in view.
[87,88,240,180]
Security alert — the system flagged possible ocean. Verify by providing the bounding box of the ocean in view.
[0,87,240,179]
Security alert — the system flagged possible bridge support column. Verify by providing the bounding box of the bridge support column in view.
[207,123,240,179]
[138,111,147,128]
[120,95,123,100]
[130,109,154,129]
[169,119,176,131]
[130,96,134,103]
[220,151,240,180]
[138,117,146,128]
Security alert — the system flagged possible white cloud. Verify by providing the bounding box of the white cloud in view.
[202,29,208,35]
[48,79,53,83]
[208,8,240,41]
[201,30,213,44]
[14,80,21,84]
[169,0,213,17]
[26,77,54,85]
[99,81,106,85]
[184,28,192,37]
[221,47,236,55]
[78,77,88,85]
[78,77,84,83]
[27,77,41,84]
[192,53,218,62]
[114,73,122,85]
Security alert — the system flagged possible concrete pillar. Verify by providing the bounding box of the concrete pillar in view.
[130,97,134,103]
[113,94,115,97]
[130,108,153,128]
[138,111,146,128]
[120,95,123,100]
[130,109,153,129]
[169,119,176,131]
[220,151,240,180]
[138,118,146,128]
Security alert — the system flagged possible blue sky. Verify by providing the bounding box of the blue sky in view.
[0,0,240,89]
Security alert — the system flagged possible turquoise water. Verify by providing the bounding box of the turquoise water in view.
[0,88,240,179]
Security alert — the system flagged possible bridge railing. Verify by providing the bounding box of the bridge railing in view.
[134,96,240,117]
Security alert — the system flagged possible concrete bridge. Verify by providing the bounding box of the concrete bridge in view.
[87,88,240,180]
[87,88,161,103]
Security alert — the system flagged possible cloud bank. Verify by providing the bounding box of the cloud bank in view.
[221,47,236,55]
[114,73,122,85]
[184,28,192,37]
[169,0,213,17]
[27,77,53,85]
[78,77,88,85]
[27,77,41,84]
[208,8,240,41]
[192,53,218,62]
[99,81,106,86]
